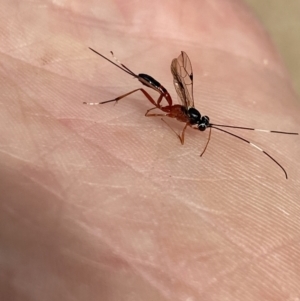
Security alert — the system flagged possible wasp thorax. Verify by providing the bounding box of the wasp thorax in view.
[188,108,201,124]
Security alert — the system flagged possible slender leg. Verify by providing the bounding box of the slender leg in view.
[83,88,161,107]
[200,127,212,157]
[161,119,189,145]
[145,105,164,116]
[178,123,189,145]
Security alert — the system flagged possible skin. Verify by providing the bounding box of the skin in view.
[0,0,299,300]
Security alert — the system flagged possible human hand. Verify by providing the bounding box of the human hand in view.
[1,0,299,300]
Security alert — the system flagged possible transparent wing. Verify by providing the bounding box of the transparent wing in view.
[171,58,188,108]
[171,51,194,108]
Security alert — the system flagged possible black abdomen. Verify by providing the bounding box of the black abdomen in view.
[139,73,161,88]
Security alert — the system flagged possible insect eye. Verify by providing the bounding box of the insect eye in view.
[198,124,207,131]
[188,108,201,121]
[202,116,210,124]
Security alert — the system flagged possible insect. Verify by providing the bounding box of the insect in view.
[84,49,298,179]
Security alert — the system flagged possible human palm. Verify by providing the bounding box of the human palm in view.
[1,0,299,300]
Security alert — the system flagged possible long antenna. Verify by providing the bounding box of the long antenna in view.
[210,125,289,179]
[210,124,299,135]
[89,47,137,77]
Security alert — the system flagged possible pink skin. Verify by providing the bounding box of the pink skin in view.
[1,0,300,300]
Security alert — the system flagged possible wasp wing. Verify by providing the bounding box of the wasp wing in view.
[171,51,194,108]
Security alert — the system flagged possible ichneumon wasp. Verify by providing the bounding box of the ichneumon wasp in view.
[84,49,298,179]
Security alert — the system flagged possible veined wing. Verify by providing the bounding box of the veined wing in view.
[171,51,194,108]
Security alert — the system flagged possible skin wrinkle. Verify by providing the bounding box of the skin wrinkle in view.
[69,183,250,297]
[2,99,109,205]
[0,148,34,164]
[1,157,73,209]
[3,203,41,229]
[235,208,295,238]
[198,236,300,298]
[131,260,215,298]
[78,147,259,261]
[275,206,290,216]
[79,137,146,172]
[2,62,130,200]
[202,262,275,298]
[95,203,230,232]
[6,162,67,204]
[130,240,227,293]
[81,223,241,300]
[10,86,44,177]
[5,36,54,53]
[63,246,167,286]
[96,210,158,225]
[75,221,176,301]
[180,198,227,216]
[3,93,97,196]
[176,200,256,255]
[262,267,296,299]
[161,253,243,292]
[81,160,223,239]
[206,198,284,254]
[170,175,230,182]
[2,51,91,91]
